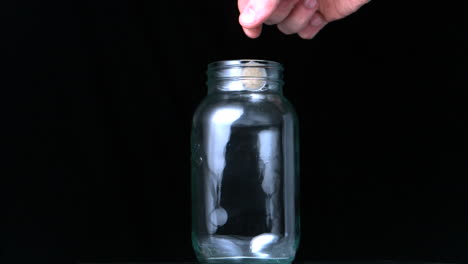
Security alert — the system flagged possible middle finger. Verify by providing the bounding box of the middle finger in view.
[264,0,300,25]
[277,0,318,34]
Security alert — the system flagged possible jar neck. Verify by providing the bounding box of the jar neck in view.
[207,60,284,94]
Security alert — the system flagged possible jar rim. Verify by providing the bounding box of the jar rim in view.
[208,59,283,70]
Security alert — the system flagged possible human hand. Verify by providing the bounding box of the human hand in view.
[238,0,370,39]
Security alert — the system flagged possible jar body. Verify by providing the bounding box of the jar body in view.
[191,90,300,264]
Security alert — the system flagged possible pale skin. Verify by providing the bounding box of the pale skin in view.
[238,0,371,39]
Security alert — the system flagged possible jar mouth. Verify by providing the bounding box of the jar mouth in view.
[208,59,283,71]
[206,59,284,93]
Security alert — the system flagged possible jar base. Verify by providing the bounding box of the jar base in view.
[198,257,294,264]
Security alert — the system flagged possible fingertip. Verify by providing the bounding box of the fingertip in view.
[243,26,262,39]
[298,30,316,39]
[310,12,326,27]
[303,0,318,9]
[298,13,326,39]
[277,24,296,35]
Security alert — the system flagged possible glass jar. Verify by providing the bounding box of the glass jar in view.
[191,60,300,264]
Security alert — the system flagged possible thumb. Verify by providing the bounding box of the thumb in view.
[239,0,280,29]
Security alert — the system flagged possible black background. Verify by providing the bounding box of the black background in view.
[3,0,466,263]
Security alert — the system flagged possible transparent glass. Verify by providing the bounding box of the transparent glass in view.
[191,60,300,264]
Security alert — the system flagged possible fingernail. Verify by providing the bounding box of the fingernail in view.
[311,15,323,26]
[304,0,317,9]
[240,6,256,25]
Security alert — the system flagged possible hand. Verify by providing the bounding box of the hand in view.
[238,0,370,39]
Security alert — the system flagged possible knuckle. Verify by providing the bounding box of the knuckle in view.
[298,32,313,39]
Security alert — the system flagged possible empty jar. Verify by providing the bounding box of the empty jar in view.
[191,59,300,264]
